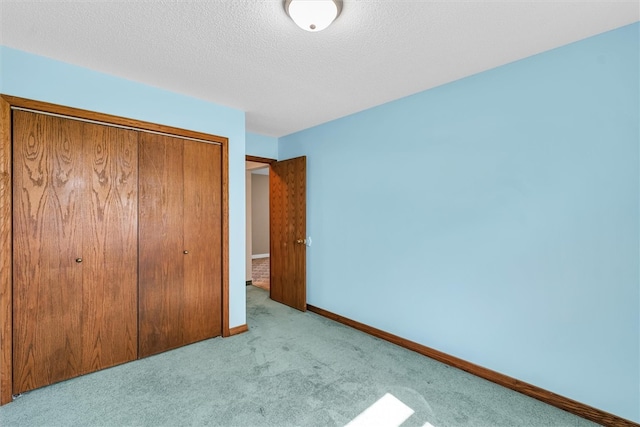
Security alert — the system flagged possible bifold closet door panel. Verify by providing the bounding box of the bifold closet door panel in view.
[182,141,222,342]
[12,112,139,394]
[139,136,222,357]
[138,133,186,357]
[81,123,139,372]
[13,112,85,393]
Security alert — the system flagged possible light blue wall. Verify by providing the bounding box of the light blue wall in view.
[246,132,278,160]
[279,23,640,422]
[0,46,247,328]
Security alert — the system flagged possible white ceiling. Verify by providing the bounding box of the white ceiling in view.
[1,1,638,137]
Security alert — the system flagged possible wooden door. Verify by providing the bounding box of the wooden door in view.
[138,135,222,357]
[81,122,139,372]
[182,140,222,343]
[138,134,185,357]
[269,156,306,311]
[12,111,138,394]
[13,112,84,393]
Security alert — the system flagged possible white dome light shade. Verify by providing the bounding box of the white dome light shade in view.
[286,0,341,32]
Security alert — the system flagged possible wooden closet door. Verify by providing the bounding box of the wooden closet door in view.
[12,112,139,394]
[138,136,222,357]
[81,123,138,371]
[13,111,85,393]
[182,141,222,342]
[138,134,186,357]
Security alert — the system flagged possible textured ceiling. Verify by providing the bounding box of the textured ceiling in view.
[1,1,638,137]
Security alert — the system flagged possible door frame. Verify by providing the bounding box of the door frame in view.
[246,155,277,165]
[0,95,231,405]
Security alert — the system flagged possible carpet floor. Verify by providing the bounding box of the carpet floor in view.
[0,286,597,426]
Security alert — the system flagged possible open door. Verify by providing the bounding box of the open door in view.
[269,156,306,311]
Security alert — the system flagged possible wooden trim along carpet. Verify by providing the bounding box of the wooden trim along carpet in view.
[307,305,638,427]
[228,324,249,336]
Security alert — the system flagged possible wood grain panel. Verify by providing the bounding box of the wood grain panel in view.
[0,97,12,404]
[306,304,639,427]
[182,141,222,342]
[81,123,138,371]
[269,156,306,311]
[221,140,230,337]
[12,112,84,394]
[1,95,227,146]
[138,133,185,357]
[270,166,284,304]
[245,155,276,164]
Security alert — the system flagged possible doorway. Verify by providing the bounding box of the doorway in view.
[246,160,271,291]
[245,154,307,312]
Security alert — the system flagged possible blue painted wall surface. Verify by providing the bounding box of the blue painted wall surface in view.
[0,46,247,328]
[246,132,278,160]
[279,23,639,422]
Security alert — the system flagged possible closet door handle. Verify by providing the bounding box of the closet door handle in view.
[183,250,189,255]
[75,258,83,263]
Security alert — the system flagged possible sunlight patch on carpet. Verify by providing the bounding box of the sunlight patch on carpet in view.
[346,393,415,427]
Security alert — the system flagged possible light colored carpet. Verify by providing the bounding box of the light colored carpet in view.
[0,286,597,426]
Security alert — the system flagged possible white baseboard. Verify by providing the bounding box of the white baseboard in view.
[252,253,269,259]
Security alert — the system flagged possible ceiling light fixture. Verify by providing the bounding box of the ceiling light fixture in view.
[285,0,342,32]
